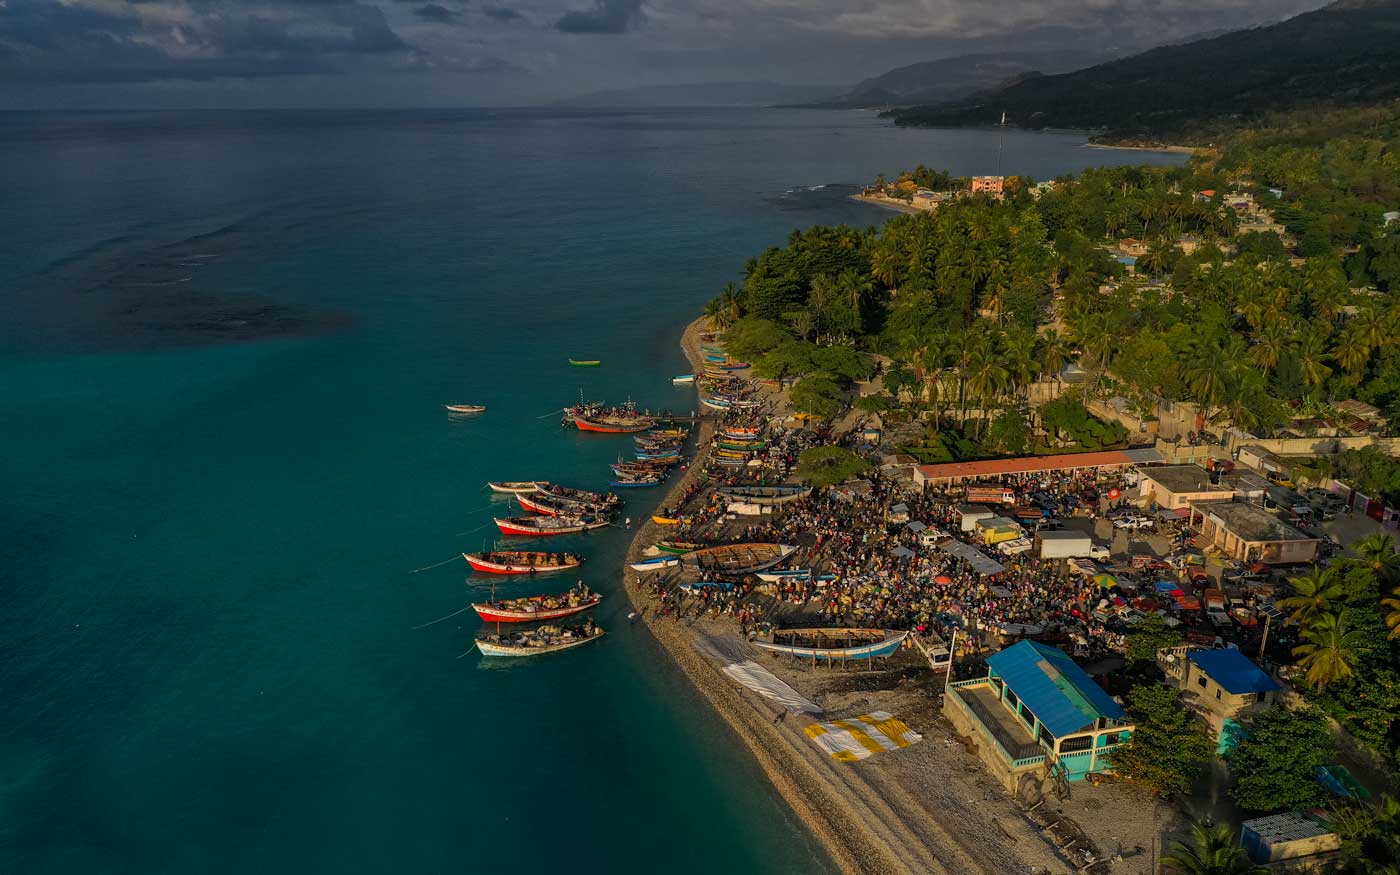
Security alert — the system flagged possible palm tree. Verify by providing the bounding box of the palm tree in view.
[1294,329,1333,389]
[1248,323,1290,373]
[1278,566,1343,627]
[1161,822,1266,875]
[1183,340,1232,413]
[704,283,743,330]
[1293,610,1367,690]
[1382,584,1400,640]
[1355,532,1399,581]
[1036,330,1072,382]
[1332,326,1372,378]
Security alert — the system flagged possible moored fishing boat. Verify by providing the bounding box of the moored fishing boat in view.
[494,515,610,536]
[748,628,908,661]
[444,403,487,414]
[611,461,669,476]
[541,484,620,507]
[629,555,680,572]
[487,480,549,494]
[717,440,767,450]
[755,569,836,583]
[720,426,762,438]
[700,397,731,411]
[714,361,750,370]
[611,475,663,488]
[516,491,607,516]
[680,543,797,574]
[476,621,605,657]
[568,359,602,367]
[472,586,601,622]
[671,374,697,384]
[649,427,689,438]
[575,416,655,434]
[464,550,582,574]
[716,485,813,506]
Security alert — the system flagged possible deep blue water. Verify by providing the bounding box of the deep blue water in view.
[0,108,1183,873]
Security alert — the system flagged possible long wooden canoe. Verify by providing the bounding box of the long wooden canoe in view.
[680,543,797,574]
[749,628,908,661]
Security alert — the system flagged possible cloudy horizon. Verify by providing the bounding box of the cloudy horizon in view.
[0,0,1328,109]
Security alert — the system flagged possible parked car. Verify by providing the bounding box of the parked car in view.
[1089,544,1112,562]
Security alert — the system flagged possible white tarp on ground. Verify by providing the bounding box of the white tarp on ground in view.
[934,540,1006,576]
[722,661,821,713]
[804,711,923,762]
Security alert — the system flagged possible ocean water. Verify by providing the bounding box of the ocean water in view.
[0,108,1183,873]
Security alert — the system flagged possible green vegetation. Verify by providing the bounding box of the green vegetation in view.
[1229,707,1335,812]
[884,3,1400,143]
[1160,823,1266,875]
[1332,794,1400,875]
[794,446,873,488]
[1124,613,1184,664]
[1108,684,1214,797]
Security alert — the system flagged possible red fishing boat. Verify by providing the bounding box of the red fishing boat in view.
[574,415,655,434]
[463,551,583,574]
[494,515,610,536]
[516,491,610,516]
[542,484,619,506]
[473,589,602,623]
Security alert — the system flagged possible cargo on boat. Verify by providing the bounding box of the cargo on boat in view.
[749,628,908,661]
[463,550,582,574]
[472,586,601,622]
[680,543,797,574]
[494,515,609,536]
[476,621,604,657]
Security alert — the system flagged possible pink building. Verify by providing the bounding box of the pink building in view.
[971,176,1005,196]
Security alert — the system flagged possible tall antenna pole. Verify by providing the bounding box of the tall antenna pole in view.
[995,111,1007,179]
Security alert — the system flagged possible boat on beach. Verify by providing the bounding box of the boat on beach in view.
[445,404,487,414]
[463,550,582,574]
[717,485,812,506]
[749,628,909,661]
[629,555,680,572]
[654,539,704,555]
[651,514,684,526]
[678,580,736,594]
[472,589,601,622]
[494,515,610,536]
[476,622,605,657]
[755,569,835,583]
[680,543,797,574]
[487,481,549,494]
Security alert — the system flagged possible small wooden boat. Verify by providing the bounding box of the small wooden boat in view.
[672,374,697,384]
[704,354,729,363]
[569,359,602,367]
[714,361,751,370]
[476,622,604,657]
[749,628,908,661]
[636,449,681,461]
[517,491,611,517]
[720,427,762,438]
[494,515,609,536]
[445,404,486,414]
[464,550,582,574]
[472,589,601,622]
[629,555,680,572]
[611,461,669,476]
[655,539,704,555]
[542,484,620,507]
[487,481,548,494]
[681,543,797,574]
[717,440,767,451]
[575,416,654,434]
[611,475,664,487]
[649,427,689,438]
[652,514,684,526]
[700,397,732,411]
[678,580,736,595]
[717,485,812,506]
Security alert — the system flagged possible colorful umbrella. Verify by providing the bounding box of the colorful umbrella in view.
[1092,573,1119,589]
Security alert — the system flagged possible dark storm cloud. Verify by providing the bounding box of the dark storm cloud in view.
[0,0,417,83]
[555,0,644,34]
[482,6,523,21]
[413,3,458,22]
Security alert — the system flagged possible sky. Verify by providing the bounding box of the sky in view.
[0,0,1328,108]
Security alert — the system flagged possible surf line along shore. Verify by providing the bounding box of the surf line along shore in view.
[619,317,1005,875]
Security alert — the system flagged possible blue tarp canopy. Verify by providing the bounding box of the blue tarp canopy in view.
[987,640,1125,737]
[1187,649,1281,695]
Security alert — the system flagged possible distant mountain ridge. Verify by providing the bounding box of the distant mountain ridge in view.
[798,51,1098,109]
[886,0,1400,141]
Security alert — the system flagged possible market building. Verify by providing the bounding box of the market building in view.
[943,641,1134,797]
[1136,464,1235,510]
[914,449,1161,489]
[1186,499,1319,564]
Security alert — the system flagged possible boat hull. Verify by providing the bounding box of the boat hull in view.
[476,630,605,657]
[488,481,547,494]
[472,596,601,623]
[463,553,581,574]
[494,517,606,536]
[751,630,908,661]
[629,556,680,572]
[576,417,653,434]
[681,543,797,574]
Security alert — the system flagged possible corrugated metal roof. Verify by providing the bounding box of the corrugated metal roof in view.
[987,641,1124,737]
[1187,649,1281,695]
[917,450,1139,482]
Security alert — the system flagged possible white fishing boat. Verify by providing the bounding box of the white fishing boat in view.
[476,622,605,657]
[672,374,697,384]
[445,403,487,414]
[749,628,908,661]
[487,481,549,494]
[629,555,680,572]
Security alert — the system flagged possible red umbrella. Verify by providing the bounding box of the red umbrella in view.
[935,574,953,585]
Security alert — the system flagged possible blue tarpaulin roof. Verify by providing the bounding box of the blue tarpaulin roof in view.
[1187,649,1280,695]
[987,641,1125,737]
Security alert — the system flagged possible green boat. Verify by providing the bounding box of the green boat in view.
[655,539,704,556]
[718,440,767,451]
[569,359,602,367]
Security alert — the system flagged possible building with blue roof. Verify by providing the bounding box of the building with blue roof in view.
[1159,645,1281,747]
[943,640,1134,795]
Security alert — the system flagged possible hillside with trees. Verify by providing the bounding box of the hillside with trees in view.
[885,0,1400,144]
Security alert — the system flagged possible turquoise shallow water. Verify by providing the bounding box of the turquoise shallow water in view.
[0,108,1182,873]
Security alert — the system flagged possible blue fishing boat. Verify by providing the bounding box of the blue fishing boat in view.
[749,628,909,661]
[705,354,728,363]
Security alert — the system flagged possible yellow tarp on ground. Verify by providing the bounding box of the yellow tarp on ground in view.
[804,711,922,762]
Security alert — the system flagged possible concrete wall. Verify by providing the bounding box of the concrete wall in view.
[1227,434,1400,457]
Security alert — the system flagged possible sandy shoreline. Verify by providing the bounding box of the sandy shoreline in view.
[1085,142,1198,154]
[848,194,927,215]
[616,318,1098,875]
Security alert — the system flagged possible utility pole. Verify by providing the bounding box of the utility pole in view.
[1258,610,1273,661]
